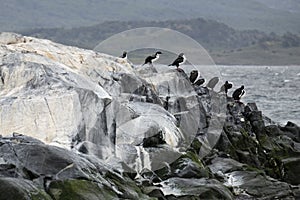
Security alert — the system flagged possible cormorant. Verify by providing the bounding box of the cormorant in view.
[232,85,245,101]
[142,51,162,66]
[168,53,186,68]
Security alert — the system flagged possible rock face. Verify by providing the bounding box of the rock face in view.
[0,32,300,199]
[0,133,150,200]
[0,32,202,171]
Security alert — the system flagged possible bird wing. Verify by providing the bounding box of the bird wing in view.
[194,78,205,86]
[144,55,155,64]
[170,56,184,66]
[232,89,239,99]
[189,71,198,83]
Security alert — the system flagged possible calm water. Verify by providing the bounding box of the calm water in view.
[217,65,300,125]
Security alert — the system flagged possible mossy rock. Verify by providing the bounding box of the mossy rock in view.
[282,157,300,185]
[169,151,210,178]
[104,171,154,199]
[0,177,51,200]
[155,151,211,180]
[48,179,117,200]
[161,178,233,200]
[188,138,202,154]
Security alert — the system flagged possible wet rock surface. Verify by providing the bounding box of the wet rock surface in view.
[0,33,299,199]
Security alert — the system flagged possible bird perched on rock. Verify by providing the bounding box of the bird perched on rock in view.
[232,85,245,101]
[168,53,186,69]
[206,77,219,89]
[220,81,233,96]
[142,51,162,66]
[120,51,127,59]
[193,78,205,86]
[189,70,198,83]
[189,70,205,86]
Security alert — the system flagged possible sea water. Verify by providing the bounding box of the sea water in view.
[152,64,299,125]
[216,65,300,125]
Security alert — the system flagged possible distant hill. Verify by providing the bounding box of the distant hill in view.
[21,18,300,65]
[1,0,300,34]
[22,18,299,51]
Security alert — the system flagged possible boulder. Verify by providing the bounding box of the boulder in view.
[0,177,52,200]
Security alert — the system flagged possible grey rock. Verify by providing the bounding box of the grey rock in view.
[0,33,209,173]
[159,177,233,199]
[1,33,300,199]
[280,121,300,142]
[0,177,52,200]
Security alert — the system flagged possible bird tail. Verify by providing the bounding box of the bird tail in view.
[168,64,172,66]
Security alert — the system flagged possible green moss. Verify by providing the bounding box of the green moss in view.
[184,151,205,167]
[30,190,52,200]
[188,138,202,154]
[239,128,249,137]
[173,151,211,178]
[0,178,52,200]
[243,165,265,176]
[48,179,117,200]
[104,171,153,199]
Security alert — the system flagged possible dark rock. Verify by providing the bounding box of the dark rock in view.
[280,121,300,142]
[144,187,167,200]
[282,157,300,185]
[48,179,118,200]
[0,164,17,177]
[0,135,155,199]
[242,103,266,138]
[208,157,245,174]
[159,178,233,200]
[170,152,210,179]
[140,168,162,184]
[0,177,52,200]
[143,130,166,148]
[265,124,285,137]
[226,170,294,199]
[103,171,152,199]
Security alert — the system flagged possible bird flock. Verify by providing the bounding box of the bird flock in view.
[120,51,245,101]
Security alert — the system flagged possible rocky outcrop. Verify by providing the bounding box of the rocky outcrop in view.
[0,133,152,199]
[0,32,299,199]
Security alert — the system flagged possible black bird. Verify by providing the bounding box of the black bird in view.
[120,51,127,59]
[206,77,219,89]
[221,81,233,95]
[142,51,162,66]
[193,78,205,86]
[232,85,245,101]
[189,70,198,83]
[168,53,186,68]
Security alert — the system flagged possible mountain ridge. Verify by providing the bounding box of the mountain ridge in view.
[1,0,300,34]
[21,18,300,65]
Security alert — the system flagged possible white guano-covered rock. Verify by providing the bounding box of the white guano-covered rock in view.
[0,32,206,172]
